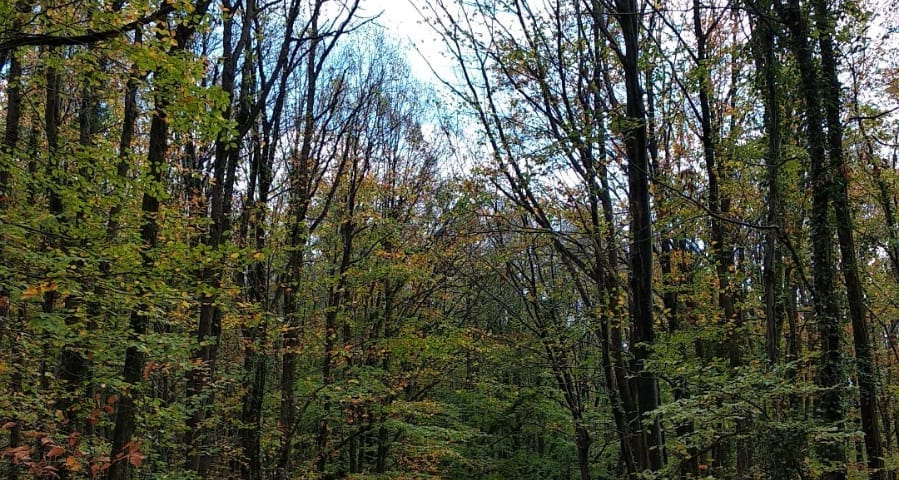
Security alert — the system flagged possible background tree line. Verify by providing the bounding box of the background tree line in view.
[1,0,899,479]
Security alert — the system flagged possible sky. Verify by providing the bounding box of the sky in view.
[363,0,453,85]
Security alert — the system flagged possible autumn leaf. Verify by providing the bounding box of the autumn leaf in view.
[128,451,145,468]
[20,284,41,299]
[143,361,155,379]
[65,456,81,472]
[47,446,66,458]
[4,445,30,463]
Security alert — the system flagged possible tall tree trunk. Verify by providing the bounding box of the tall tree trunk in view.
[44,62,89,464]
[317,138,365,473]
[752,5,785,368]
[106,84,168,480]
[812,2,887,478]
[186,2,242,473]
[277,6,322,476]
[107,4,212,478]
[237,4,269,476]
[1,44,23,480]
[0,55,21,204]
[613,0,664,472]
[778,1,845,478]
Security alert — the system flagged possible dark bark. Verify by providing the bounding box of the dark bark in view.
[0,50,21,204]
[278,6,322,476]
[0,3,174,54]
[237,4,270,477]
[778,1,845,478]
[575,425,591,480]
[1,40,23,480]
[106,90,168,480]
[316,141,360,474]
[107,31,141,240]
[753,7,785,367]
[812,1,887,478]
[44,62,89,458]
[107,3,212,479]
[613,0,664,471]
[185,1,241,473]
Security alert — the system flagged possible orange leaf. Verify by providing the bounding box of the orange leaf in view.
[21,285,41,299]
[142,361,155,380]
[1,421,15,430]
[127,451,145,468]
[47,446,65,458]
[64,456,81,472]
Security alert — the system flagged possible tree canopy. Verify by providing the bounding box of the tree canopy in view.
[2,0,899,479]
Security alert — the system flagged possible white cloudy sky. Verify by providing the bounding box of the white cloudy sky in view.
[362,0,453,84]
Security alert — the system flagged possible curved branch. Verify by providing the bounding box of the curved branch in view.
[0,3,174,53]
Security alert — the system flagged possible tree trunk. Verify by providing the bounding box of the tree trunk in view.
[778,1,845,478]
[108,4,212,478]
[812,1,887,478]
[106,89,168,480]
[1,42,23,480]
[752,4,785,368]
[186,3,242,472]
[614,0,665,472]
[277,7,322,476]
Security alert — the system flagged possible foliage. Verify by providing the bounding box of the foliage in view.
[2,0,899,479]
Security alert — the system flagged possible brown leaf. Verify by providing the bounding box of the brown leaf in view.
[64,456,81,472]
[127,451,145,468]
[47,446,66,458]
[66,432,80,448]
[142,361,155,379]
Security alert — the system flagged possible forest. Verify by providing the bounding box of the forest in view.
[1,0,899,479]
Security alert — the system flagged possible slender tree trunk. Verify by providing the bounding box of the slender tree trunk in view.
[108,4,212,478]
[278,7,322,476]
[238,80,270,480]
[614,0,664,472]
[44,62,89,465]
[317,143,363,473]
[0,54,21,203]
[753,7,785,368]
[812,2,887,478]
[1,43,23,480]
[779,2,845,478]
[186,3,241,473]
[237,3,282,473]
[106,88,168,480]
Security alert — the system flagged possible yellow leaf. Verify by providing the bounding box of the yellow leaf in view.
[21,285,41,299]
[65,456,81,472]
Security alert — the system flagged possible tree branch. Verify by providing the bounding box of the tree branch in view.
[0,3,174,53]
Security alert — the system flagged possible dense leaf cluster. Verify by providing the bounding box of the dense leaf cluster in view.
[2,1,899,480]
